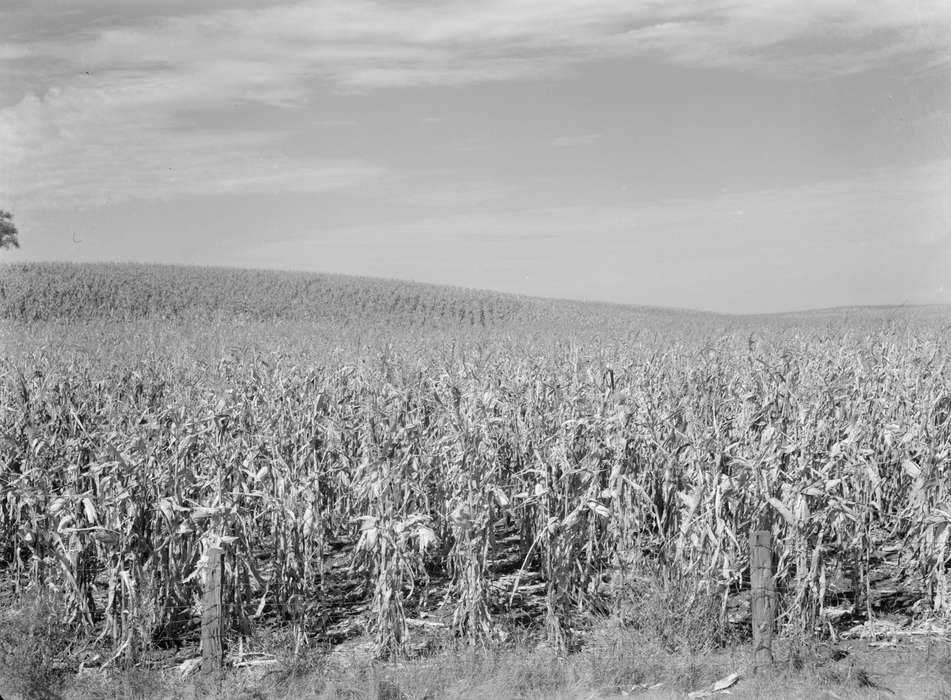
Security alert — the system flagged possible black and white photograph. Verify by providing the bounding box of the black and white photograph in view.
[1,1,950,698]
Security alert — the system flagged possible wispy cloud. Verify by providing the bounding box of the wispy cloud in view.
[396,180,514,208]
[0,79,386,209]
[0,44,30,61]
[14,1,951,88]
[552,133,601,148]
[2,0,949,208]
[8,2,951,101]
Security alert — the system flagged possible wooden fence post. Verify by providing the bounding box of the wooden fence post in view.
[202,547,224,674]
[750,530,774,673]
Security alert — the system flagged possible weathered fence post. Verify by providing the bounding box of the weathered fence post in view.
[202,546,224,674]
[750,530,774,673]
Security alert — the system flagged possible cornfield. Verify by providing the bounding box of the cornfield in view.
[2,266,951,666]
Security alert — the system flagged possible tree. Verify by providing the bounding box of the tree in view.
[0,209,19,249]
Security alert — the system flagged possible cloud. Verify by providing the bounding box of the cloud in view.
[0,32,389,208]
[11,2,951,90]
[0,81,385,209]
[616,2,951,78]
[3,1,949,208]
[396,180,514,208]
[311,119,357,127]
[552,133,601,147]
[257,156,951,246]
[0,44,30,61]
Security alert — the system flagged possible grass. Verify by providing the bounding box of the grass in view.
[7,601,949,699]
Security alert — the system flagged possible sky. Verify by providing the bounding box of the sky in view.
[1,1,950,313]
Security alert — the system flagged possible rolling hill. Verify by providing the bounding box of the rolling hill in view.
[0,261,721,333]
[1,262,947,334]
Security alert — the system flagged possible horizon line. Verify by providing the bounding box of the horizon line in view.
[3,258,948,319]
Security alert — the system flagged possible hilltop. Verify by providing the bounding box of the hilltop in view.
[1,262,947,335]
[0,262,721,334]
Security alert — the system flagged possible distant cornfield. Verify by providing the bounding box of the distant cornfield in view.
[4,315,950,664]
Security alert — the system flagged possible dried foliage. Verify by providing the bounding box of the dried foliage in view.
[2,265,951,664]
